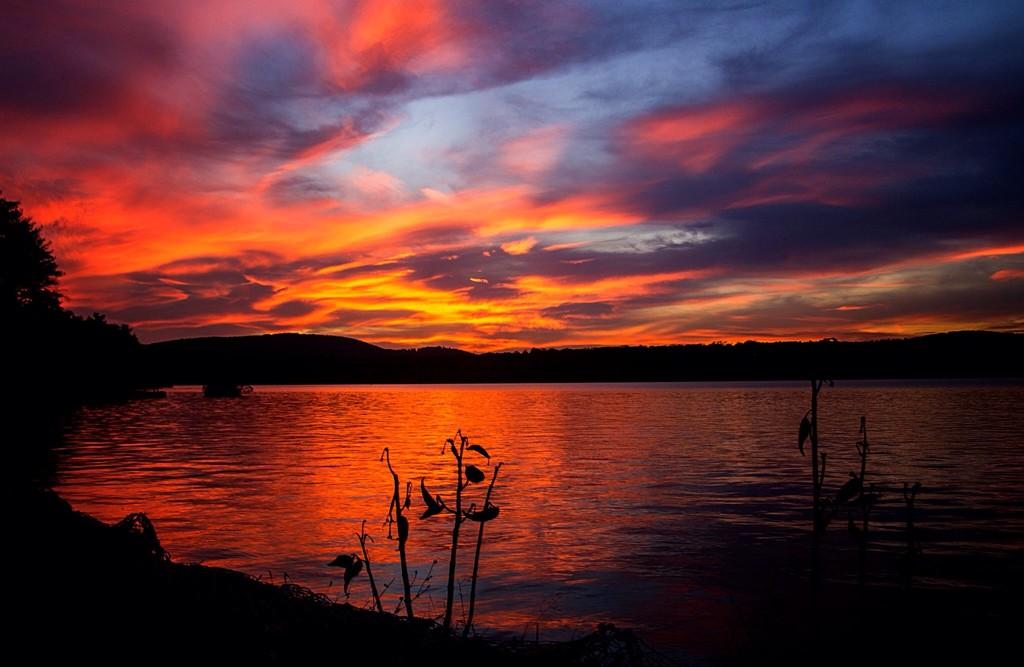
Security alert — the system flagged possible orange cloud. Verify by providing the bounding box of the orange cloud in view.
[500,237,538,255]
[624,102,756,172]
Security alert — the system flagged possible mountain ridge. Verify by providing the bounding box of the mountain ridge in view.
[143,330,1024,384]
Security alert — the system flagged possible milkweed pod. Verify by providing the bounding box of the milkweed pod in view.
[420,478,444,518]
[467,504,500,522]
[836,473,863,505]
[398,514,409,543]
[798,415,811,455]
[465,464,485,484]
[343,557,363,592]
[327,553,356,568]
[420,477,434,506]
[467,444,491,460]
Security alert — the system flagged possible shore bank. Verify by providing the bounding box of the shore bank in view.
[8,489,665,665]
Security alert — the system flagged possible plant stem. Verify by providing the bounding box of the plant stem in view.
[810,379,822,532]
[443,432,466,631]
[463,462,502,639]
[859,417,869,535]
[383,448,414,619]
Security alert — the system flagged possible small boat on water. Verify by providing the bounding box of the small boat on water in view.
[202,383,253,398]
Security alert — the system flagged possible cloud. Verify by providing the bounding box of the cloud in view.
[500,237,538,256]
[500,125,570,176]
[267,299,319,318]
[3,0,1023,348]
[992,269,1024,281]
[542,302,615,321]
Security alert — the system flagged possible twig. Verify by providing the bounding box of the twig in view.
[357,519,383,613]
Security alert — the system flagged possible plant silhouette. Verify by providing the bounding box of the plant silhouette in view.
[798,379,832,533]
[330,432,502,634]
[326,552,363,597]
[901,483,925,586]
[356,519,384,612]
[420,429,501,632]
[381,447,415,619]
[464,461,502,638]
[845,417,881,539]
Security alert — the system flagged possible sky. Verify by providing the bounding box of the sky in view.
[2,0,1023,350]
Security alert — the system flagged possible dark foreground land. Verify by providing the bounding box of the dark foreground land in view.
[9,489,663,666]
[8,486,1018,666]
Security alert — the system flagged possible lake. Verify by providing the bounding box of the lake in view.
[52,381,1024,660]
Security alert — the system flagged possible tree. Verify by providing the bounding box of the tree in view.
[1,194,63,319]
[1,192,141,400]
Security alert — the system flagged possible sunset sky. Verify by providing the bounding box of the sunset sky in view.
[3,1,1023,350]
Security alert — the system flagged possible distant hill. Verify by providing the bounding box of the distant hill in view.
[143,330,1023,384]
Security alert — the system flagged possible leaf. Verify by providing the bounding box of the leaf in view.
[343,557,363,593]
[420,478,444,519]
[798,415,811,456]
[327,554,356,569]
[464,464,485,484]
[397,515,409,543]
[467,504,500,522]
[467,444,491,459]
[404,481,412,510]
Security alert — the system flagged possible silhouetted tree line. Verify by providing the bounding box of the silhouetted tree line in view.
[144,330,1023,385]
[2,195,141,402]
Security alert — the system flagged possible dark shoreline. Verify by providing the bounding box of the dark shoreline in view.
[9,488,663,666]
[144,331,1024,386]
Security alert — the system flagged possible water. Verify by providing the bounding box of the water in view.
[53,381,1024,657]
